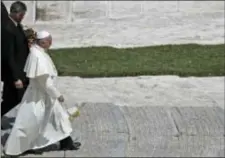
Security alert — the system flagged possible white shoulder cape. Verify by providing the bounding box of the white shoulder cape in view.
[24,44,58,78]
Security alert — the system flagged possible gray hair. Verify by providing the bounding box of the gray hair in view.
[10,1,27,14]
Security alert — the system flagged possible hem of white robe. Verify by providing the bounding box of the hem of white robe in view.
[4,130,72,156]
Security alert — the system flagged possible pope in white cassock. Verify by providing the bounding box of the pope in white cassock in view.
[4,31,81,156]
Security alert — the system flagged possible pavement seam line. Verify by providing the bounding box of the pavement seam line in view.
[170,107,182,137]
[118,106,131,157]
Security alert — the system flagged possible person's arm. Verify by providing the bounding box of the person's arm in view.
[4,32,21,81]
[35,74,62,99]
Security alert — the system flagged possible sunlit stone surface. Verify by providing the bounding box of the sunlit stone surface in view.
[1,76,224,157]
[3,1,224,48]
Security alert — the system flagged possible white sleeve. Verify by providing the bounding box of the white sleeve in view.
[35,74,61,99]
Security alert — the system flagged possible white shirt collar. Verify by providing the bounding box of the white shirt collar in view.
[8,15,17,26]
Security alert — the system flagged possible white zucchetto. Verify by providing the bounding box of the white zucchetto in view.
[36,30,50,39]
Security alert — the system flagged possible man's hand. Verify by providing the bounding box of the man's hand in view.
[58,95,64,103]
[14,79,23,89]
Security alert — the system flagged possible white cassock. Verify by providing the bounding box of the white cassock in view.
[4,43,73,155]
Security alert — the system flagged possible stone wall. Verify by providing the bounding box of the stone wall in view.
[3,1,224,24]
[3,1,224,48]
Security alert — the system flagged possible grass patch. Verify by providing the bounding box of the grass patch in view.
[49,44,224,77]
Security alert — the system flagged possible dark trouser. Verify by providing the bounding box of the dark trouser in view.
[1,81,27,117]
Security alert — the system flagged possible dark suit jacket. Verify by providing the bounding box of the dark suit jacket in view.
[1,17,30,85]
[1,2,8,22]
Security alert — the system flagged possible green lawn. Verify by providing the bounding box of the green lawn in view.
[49,44,224,77]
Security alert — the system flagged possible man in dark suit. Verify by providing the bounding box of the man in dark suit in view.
[1,1,29,117]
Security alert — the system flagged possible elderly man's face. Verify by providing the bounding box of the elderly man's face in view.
[39,36,52,50]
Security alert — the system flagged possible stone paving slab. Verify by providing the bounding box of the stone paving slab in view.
[170,107,224,137]
[22,151,65,158]
[65,132,127,157]
[151,136,224,157]
[56,76,224,109]
[1,103,224,157]
[72,103,128,134]
[120,106,179,137]
[125,136,224,157]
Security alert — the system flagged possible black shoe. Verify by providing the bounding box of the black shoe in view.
[60,136,81,150]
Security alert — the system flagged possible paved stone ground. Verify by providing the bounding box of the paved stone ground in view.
[1,103,224,157]
[1,76,224,157]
